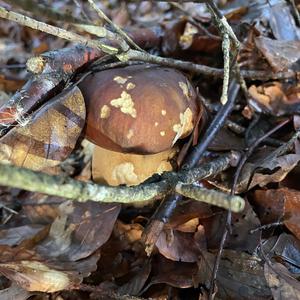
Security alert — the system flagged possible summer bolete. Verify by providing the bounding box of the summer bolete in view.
[79,64,199,154]
[79,64,200,186]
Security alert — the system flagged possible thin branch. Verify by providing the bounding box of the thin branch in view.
[175,184,244,212]
[183,81,240,168]
[0,163,169,203]
[0,6,118,55]
[0,152,240,207]
[122,49,295,80]
[4,0,87,24]
[87,0,143,51]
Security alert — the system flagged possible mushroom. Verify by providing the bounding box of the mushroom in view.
[92,145,177,186]
[79,64,200,186]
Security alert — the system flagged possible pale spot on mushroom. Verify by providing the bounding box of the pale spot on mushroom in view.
[113,76,128,84]
[112,162,138,185]
[110,91,137,118]
[172,108,194,145]
[127,129,134,139]
[179,81,190,99]
[161,110,166,116]
[100,105,110,119]
[160,131,166,136]
[154,122,159,127]
[126,82,136,90]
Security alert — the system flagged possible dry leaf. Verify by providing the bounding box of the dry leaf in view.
[0,86,85,171]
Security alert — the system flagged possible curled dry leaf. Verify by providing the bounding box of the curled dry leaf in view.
[0,86,86,171]
[156,225,206,263]
[249,153,300,190]
[254,188,300,240]
[141,255,199,294]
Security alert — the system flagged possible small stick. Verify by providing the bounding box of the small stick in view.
[5,0,87,24]
[87,0,143,52]
[175,184,245,213]
[183,81,240,168]
[0,6,118,55]
[0,153,236,204]
[250,221,283,234]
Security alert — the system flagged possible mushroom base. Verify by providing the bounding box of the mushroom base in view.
[92,145,177,187]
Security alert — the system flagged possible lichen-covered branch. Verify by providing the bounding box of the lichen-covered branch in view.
[4,0,87,24]
[175,183,244,212]
[0,163,169,203]
[0,152,242,210]
[0,6,118,55]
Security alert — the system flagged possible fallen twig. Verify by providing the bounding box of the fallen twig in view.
[87,0,143,52]
[0,6,118,55]
[4,0,87,24]
[0,6,295,81]
[0,152,241,207]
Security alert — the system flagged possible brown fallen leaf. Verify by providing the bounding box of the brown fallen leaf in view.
[0,85,85,171]
[141,255,199,293]
[199,250,271,299]
[202,200,261,252]
[36,201,121,261]
[156,225,206,262]
[254,188,300,240]
[255,37,300,72]
[0,260,80,293]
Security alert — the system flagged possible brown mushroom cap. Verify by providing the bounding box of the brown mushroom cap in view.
[79,64,199,154]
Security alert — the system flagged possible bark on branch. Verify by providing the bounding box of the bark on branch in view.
[0,152,244,210]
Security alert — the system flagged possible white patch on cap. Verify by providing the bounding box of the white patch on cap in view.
[110,91,137,118]
[161,110,166,116]
[179,81,190,99]
[172,108,194,145]
[127,129,134,139]
[126,82,136,90]
[100,105,110,119]
[160,131,166,136]
[154,122,159,127]
[113,76,128,85]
